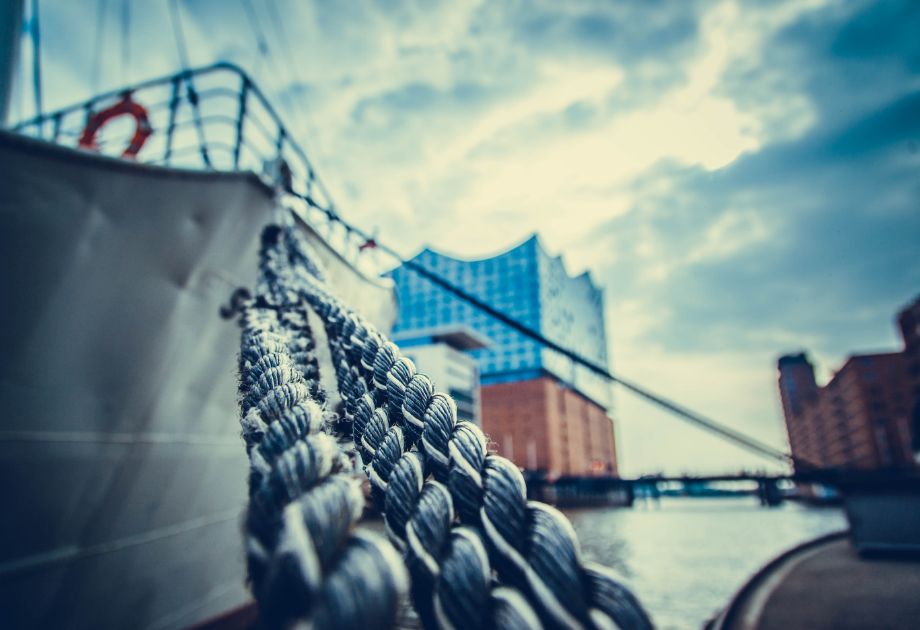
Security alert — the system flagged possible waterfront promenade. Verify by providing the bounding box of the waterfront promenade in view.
[715,534,920,629]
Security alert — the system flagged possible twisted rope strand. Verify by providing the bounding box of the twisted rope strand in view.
[268,230,542,629]
[278,226,651,630]
[235,228,408,629]
[263,226,650,630]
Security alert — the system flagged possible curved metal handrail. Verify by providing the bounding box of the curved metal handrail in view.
[11,61,358,258]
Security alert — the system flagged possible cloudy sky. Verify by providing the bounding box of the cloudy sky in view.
[19,0,919,474]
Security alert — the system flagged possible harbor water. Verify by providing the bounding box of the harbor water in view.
[566,497,848,630]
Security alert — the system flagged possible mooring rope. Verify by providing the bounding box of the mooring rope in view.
[235,227,408,629]
[311,313,543,629]
[237,224,652,629]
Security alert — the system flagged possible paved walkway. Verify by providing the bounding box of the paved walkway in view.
[726,536,920,629]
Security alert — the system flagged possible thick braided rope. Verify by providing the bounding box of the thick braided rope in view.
[268,230,544,629]
[320,294,646,630]
[277,228,651,630]
[235,228,408,629]
[331,372,541,630]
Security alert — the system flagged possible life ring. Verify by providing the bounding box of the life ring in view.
[78,95,153,158]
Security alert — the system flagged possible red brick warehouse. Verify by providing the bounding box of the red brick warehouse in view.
[778,295,920,472]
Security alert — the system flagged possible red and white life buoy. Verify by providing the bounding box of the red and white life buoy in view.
[78,95,153,158]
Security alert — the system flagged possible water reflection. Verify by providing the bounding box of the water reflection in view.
[566,496,847,630]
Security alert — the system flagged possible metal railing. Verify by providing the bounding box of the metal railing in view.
[11,62,381,271]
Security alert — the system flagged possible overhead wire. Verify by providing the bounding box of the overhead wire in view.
[239,0,269,80]
[13,11,24,123]
[167,0,190,71]
[29,0,42,124]
[240,0,269,59]
[288,191,801,467]
[167,0,211,168]
[266,0,296,72]
[90,0,109,93]
[120,0,130,85]
[398,243,795,464]
[262,0,324,160]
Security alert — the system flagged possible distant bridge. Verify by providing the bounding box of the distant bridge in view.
[523,469,920,508]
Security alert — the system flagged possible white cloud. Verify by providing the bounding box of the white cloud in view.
[686,208,772,264]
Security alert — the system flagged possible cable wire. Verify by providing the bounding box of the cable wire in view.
[288,191,802,466]
[167,0,190,71]
[240,0,269,58]
[29,0,42,123]
[262,0,323,160]
[120,0,130,85]
[266,0,296,72]
[397,247,795,464]
[90,0,109,93]
[167,0,211,168]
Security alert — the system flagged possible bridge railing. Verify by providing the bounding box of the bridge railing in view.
[11,62,378,271]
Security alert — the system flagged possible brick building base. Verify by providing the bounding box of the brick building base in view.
[481,376,618,477]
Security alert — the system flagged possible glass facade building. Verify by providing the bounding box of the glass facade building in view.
[391,235,611,408]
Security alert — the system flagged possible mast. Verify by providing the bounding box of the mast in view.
[0,0,23,126]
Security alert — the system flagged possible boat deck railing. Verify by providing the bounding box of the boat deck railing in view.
[11,62,379,270]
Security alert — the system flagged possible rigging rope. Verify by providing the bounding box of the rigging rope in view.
[236,227,409,628]
[90,0,109,94]
[235,223,653,629]
[286,191,799,467]
[239,0,270,80]
[167,0,212,168]
[266,0,297,76]
[167,0,190,72]
[261,0,324,160]
[120,0,130,85]
[240,0,270,59]
[29,0,42,124]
